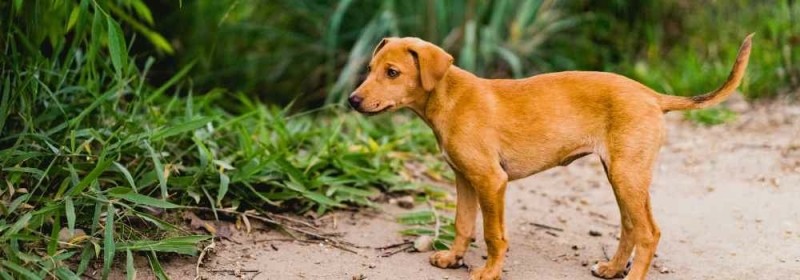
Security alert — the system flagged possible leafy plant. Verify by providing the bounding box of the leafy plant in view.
[0,0,444,278]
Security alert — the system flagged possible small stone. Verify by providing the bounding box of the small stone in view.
[396,196,415,209]
[589,230,602,237]
[658,266,670,274]
[581,260,589,267]
[58,228,87,243]
[413,235,434,252]
[571,245,579,250]
[369,264,377,269]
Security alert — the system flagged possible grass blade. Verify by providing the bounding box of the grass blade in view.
[113,162,138,192]
[102,203,115,280]
[106,15,128,76]
[108,187,181,209]
[54,266,80,280]
[126,249,136,280]
[146,251,168,280]
[55,266,80,280]
[1,260,38,280]
[151,116,214,141]
[76,244,93,276]
[117,235,211,255]
[0,213,31,242]
[65,197,75,237]
[143,140,168,200]
[67,159,112,196]
[216,172,229,207]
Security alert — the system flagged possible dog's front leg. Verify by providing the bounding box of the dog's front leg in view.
[430,172,478,268]
[468,169,509,280]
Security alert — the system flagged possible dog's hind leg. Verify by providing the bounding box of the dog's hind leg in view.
[591,158,636,279]
[593,127,663,280]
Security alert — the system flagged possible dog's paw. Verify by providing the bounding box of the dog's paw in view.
[591,261,628,279]
[429,250,463,268]
[469,267,501,280]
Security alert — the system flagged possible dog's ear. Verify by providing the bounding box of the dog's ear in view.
[372,38,392,58]
[408,41,453,91]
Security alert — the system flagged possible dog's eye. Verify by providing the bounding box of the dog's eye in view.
[387,68,399,78]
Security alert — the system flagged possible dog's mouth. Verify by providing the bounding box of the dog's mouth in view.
[361,104,395,116]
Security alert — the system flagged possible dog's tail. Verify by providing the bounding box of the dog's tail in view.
[657,33,754,112]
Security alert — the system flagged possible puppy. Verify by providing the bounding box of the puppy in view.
[350,34,753,280]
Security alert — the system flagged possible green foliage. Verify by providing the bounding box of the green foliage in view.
[397,210,458,250]
[0,0,442,278]
[156,0,796,106]
[156,0,582,105]
[565,0,799,100]
[683,107,738,126]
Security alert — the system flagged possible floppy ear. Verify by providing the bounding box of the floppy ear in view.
[408,41,454,91]
[372,38,392,58]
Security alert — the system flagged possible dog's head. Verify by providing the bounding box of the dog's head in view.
[349,37,453,115]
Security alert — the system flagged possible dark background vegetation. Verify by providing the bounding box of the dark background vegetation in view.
[144,0,798,106]
[0,0,797,279]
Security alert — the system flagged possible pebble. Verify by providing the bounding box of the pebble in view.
[414,235,434,252]
[396,196,415,209]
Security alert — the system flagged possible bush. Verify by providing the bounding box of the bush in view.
[0,1,441,278]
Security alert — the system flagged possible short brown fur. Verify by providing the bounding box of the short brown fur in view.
[350,34,754,280]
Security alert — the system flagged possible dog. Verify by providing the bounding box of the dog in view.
[349,34,753,280]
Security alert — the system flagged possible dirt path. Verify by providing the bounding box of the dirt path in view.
[127,101,800,280]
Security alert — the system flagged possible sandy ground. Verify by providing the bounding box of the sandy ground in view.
[115,100,800,280]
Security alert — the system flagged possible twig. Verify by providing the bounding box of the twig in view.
[379,244,413,258]
[530,222,564,232]
[210,269,260,274]
[602,244,610,261]
[426,197,441,240]
[268,212,318,229]
[186,206,363,254]
[194,239,216,280]
[188,207,331,240]
[253,237,360,255]
[375,240,413,250]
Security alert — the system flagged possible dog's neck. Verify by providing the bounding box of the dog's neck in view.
[409,66,477,142]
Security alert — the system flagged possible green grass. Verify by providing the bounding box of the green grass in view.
[1,1,444,278]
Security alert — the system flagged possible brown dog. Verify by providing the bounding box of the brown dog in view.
[349,34,753,280]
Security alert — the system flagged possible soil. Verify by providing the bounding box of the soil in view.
[112,100,800,280]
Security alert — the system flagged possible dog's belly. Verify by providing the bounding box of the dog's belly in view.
[502,146,596,181]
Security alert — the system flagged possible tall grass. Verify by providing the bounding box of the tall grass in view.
[154,0,797,106]
[1,1,441,278]
[155,0,582,106]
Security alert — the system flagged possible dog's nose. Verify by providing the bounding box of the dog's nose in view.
[348,95,363,109]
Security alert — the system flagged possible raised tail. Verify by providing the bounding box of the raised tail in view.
[658,33,754,112]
